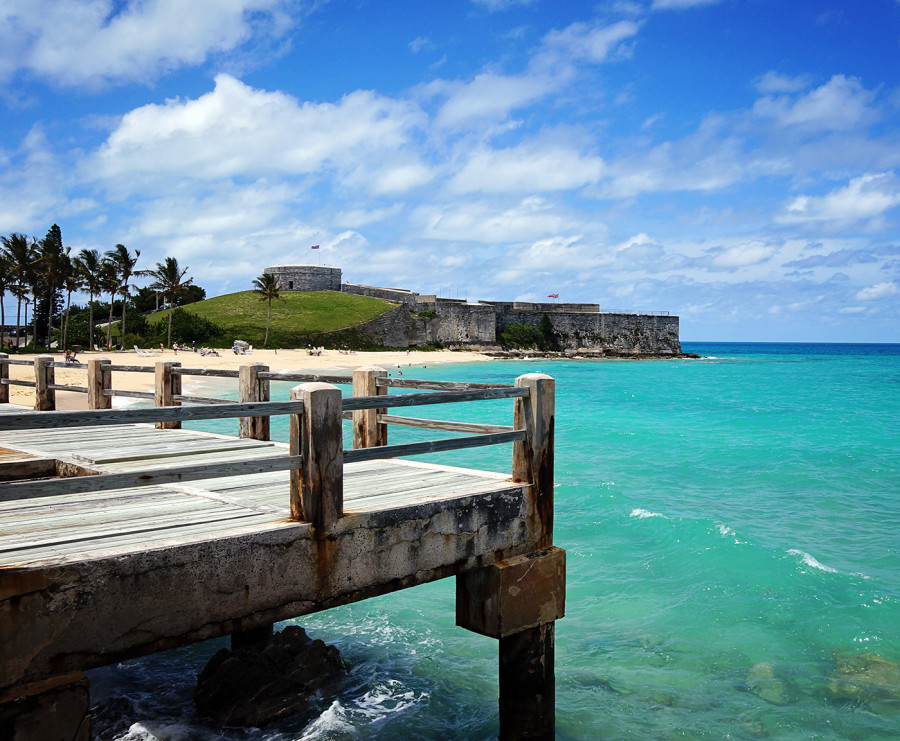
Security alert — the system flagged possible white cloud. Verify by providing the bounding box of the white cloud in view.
[779,173,900,224]
[754,71,811,94]
[855,282,898,301]
[753,75,877,132]
[0,0,296,87]
[652,0,722,8]
[706,241,778,270]
[471,0,536,11]
[409,37,430,53]
[415,196,566,243]
[432,19,638,128]
[91,74,425,189]
[448,142,604,193]
[433,71,556,128]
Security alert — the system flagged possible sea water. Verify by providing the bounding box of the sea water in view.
[89,343,900,740]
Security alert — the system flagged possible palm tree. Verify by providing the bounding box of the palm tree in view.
[100,258,119,349]
[0,253,10,348]
[60,252,82,352]
[106,244,140,346]
[140,257,193,347]
[74,249,104,351]
[252,272,283,348]
[1,233,37,347]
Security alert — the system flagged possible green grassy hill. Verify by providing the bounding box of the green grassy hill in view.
[147,290,396,348]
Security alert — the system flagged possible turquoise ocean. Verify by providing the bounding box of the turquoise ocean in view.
[90,342,900,740]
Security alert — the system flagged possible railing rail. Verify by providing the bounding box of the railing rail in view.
[0,354,553,536]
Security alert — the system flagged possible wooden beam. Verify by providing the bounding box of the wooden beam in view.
[343,386,528,412]
[155,361,181,430]
[88,359,112,410]
[513,374,555,549]
[239,363,270,441]
[34,355,55,411]
[352,366,387,449]
[291,383,343,529]
[342,429,525,464]
[0,353,8,404]
[0,400,305,430]
[0,455,303,501]
[376,414,514,435]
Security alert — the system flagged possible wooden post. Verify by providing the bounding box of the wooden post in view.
[513,373,555,549]
[239,363,270,440]
[34,355,55,411]
[289,383,343,529]
[87,359,112,410]
[352,365,387,449]
[0,353,8,404]
[154,361,181,429]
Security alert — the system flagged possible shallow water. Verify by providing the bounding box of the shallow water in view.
[91,343,900,739]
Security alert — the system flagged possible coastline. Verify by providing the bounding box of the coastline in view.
[5,348,493,411]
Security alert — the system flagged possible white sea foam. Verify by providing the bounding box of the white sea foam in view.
[787,548,837,573]
[630,508,666,519]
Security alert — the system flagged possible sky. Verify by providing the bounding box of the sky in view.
[1,0,899,342]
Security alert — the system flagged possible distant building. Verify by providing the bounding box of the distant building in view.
[264,265,342,292]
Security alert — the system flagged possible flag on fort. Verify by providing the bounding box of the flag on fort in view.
[311,245,320,249]
[548,293,559,298]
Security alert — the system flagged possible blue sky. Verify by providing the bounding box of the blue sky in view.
[2,0,899,342]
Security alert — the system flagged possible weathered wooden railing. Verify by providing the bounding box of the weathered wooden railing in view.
[0,356,549,541]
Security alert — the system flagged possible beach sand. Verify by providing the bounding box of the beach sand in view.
[6,348,493,410]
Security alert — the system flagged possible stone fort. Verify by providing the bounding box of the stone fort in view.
[264,264,682,355]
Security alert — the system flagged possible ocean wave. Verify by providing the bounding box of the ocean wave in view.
[787,548,837,573]
[630,508,667,519]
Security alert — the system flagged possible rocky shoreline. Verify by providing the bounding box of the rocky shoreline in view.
[482,350,702,360]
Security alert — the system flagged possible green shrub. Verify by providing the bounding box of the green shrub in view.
[499,322,545,350]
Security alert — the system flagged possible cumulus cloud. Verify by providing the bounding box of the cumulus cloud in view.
[779,172,900,224]
[432,19,638,128]
[0,0,297,87]
[652,0,722,8]
[856,281,898,301]
[471,0,536,10]
[415,196,567,243]
[705,241,778,270]
[90,74,425,189]
[753,75,877,132]
[448,141,605,193]
[754,71,811,94]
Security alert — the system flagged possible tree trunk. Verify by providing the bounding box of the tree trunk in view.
[265,300,271,347]
[62,291,72,352]
[107,293,114,349]
[120,287,128,345]
[88,293,94,351]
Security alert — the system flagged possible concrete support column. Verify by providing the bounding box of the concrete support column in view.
[154,361,181,429]
[239,363,270,440]
[33,355,55,411]
[0,353,8,404]
[290,382,343,528]
[457,543,564,740]
[87,358,112,410]
[352,365,387,449]
[0,673,91,741]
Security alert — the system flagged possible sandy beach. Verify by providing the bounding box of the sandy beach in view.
[6,348,493,410]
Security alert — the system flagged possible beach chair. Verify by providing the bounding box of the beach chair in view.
[134,345,160,357]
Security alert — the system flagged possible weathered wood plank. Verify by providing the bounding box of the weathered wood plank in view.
[258,371,353,385]
[352,366,387,449]
[0,455,303,501]
[342,429,525,464]
[376,414,514,434]
[342,386,528,412]
[377,378,516,391]
[71,438,274,465]
[172,367,241,378]
[0,400,305,430]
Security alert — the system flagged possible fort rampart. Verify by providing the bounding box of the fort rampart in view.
[260,266,680,354]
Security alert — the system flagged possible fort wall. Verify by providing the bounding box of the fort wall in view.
[266,265,342,292]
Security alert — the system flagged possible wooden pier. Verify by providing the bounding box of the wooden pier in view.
[0,354,563,740]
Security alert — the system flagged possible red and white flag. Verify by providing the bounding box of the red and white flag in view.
[311,244,320,250]
[548,293,559,298]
